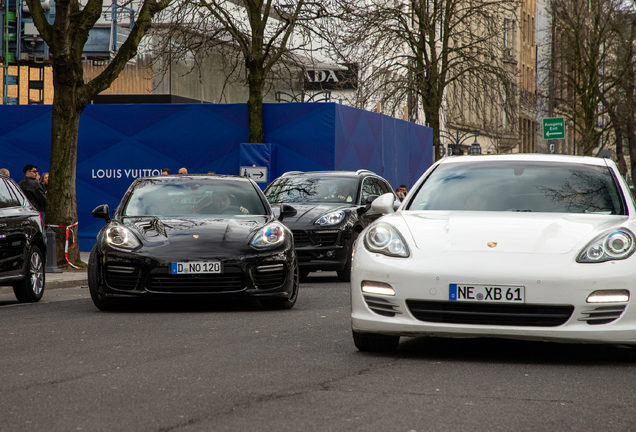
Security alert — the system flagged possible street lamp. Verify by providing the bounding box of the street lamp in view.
[469,134,482,155]
[440,129,481,156]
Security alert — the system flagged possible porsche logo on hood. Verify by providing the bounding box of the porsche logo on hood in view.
[487,242,497,248]
[193,235,200,239]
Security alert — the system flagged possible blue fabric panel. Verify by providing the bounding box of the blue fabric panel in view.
[263,103,335,175]
[0,103,432,250]
[239,143,275,187]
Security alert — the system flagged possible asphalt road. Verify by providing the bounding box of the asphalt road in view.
[2,273,636,432]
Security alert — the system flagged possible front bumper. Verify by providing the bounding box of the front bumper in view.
[95,247,296,300]
[292,229,350,271]
[351,246,636,345]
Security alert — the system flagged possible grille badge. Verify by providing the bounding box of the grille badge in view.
[193,235,199,239]
[487,242,497,248]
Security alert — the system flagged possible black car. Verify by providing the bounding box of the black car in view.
[0,173,46,302]
[264,170,397,281]
[89,175,299,311]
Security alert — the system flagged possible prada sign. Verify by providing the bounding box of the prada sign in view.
[304,64,358,91]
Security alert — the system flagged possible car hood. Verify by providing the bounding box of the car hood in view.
[119,216,270,255]
[275,203,353,227]
[399,211,630,254]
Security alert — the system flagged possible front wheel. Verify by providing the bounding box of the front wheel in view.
[337,231,359,282]
[13,245,45,303]
[261,258,299,310]
[88,245,121,311]
[352,330,400,352]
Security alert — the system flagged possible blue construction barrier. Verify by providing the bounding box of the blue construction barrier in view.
[0,103,433,250]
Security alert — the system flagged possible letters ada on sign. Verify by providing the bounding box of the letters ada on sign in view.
[304,63,358,91]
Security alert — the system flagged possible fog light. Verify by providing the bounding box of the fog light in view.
[587,290,630,303]
[361,280,395,296]
[326,250,335,258]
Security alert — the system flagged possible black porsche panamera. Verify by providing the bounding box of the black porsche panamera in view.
[88,175,299,311]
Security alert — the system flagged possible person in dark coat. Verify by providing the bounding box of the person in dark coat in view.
[18,164,47,218]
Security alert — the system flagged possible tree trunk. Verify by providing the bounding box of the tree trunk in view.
[47,61,87,267]
[247,62,265,143]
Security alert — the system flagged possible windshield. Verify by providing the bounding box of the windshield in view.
[408,161,626,215]
[123,179,267,217]
[265,177,359,204]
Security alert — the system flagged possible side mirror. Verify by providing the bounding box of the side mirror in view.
[357,194,379,215]
[92,204,111,223]
[371,193,396,215]
[278,204,297,222]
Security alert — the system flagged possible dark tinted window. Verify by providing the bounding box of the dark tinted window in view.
[124,179,267,217]
[5,180,26,206]
[0,179,19,208]
[409,161,626,215]
[265,177,359,204]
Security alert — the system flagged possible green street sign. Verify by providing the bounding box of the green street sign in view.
[542,117,565,140]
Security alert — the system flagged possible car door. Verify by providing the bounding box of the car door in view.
[0,179,23,276]
[1,179,34,276]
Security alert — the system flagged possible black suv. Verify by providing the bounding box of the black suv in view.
[264,170,396,281]
[0,173,46,302]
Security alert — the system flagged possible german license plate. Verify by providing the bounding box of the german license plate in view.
[449,284,525,303]
[170,261,222,274]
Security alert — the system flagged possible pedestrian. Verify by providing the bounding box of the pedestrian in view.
[39,172,49,193]
[18,164,47,220]
[0,168,9,177]
[178,167,188,174]
[161,168,171,175]
[396,184,408,200]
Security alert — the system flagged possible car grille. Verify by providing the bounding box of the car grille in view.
[406,300,574,327]
[292,230,339,247]
[364,295,402,317]
[252,264,287,289]
[105,265,142,290]
[578,305,626,325]
[146,272,247,293]
[292,231,311,247]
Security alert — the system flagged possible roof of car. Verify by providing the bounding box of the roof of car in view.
[280,170,378,178]
[440,153,610,167]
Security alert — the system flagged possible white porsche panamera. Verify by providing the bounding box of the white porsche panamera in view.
[351,154,636,352]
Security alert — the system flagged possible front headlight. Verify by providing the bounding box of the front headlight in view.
[105,225,141,250]
[315,210,345,226]
[251,222,286,249]
[577,229,636,263]
[363,222,409,258]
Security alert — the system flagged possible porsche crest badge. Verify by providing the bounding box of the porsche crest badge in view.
[193,235,200,239]
[487,242,497,248]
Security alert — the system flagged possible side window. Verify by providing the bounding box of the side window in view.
[6,180,26,206]
[0,180,20,208]
[376,179,393,195]
[361,178,378,203]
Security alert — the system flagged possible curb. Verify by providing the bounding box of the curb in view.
[0,276,88,295]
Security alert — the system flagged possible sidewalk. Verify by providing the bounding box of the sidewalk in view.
[0,251,90,295]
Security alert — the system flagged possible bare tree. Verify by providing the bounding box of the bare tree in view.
[322,0,519,160]
[152,0,326,143]
[25,0,172,266]
[544,0,628,156]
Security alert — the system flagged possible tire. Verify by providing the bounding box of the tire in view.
[352,330,400,352]
[261,257,299,310]
[88,245,120,311]
[13,245,45,303]
[337,231,359,282]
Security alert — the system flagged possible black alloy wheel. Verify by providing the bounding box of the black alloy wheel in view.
[337,231,359,282]
[13,245,45,303]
